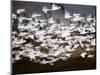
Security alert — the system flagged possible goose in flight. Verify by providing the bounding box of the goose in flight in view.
[86,15,94,22]
[51,4,61,11]
[48,17,56,24]
[12,13,17,19]
[42,6,50,14]
[64,10,72,19]
[87,54,94,58]
[72,13,84,21]
[16,9,26,14]
[80,52,87,58]
[31,13,41,18]
[39,19,47,23]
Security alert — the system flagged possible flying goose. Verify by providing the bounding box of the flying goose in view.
[42,6,50,14]
[80,52,87,58]
[51,4,61,11]
[31,13,41,18]
[64,10,72,19]
[16,9,26,14]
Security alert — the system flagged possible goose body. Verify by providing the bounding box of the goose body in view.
[42,6,50,13]
[51,4,61,11]
[80,52,87,58]
[64,10,72,19]
[31,13,41,18]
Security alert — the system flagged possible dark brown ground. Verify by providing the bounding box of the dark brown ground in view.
[12,50,96,75]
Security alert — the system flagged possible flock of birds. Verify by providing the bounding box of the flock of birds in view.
[12,4,96,65]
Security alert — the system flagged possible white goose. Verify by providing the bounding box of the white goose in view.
[51,4,61,11]
[86,15,94,22]
[31,13,41,18]
[16,9,25,14]
[42,6,50,13]
[39,19,47,23]
[48,17,56,24]
[72,13,84,21]
[90,38,95,46]
[80,52,87,58]
[12,13,17,19]
[87,54,94,58]
[18,16,26,23]
[19,32,28,37]
[64,10,72,19]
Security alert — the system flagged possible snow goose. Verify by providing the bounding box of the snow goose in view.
[60,56,68,61]
[25,43,33,48]
[12,13,17,19]
[65,53,72,58]
[27,34,34,39]
[16,38,26,45]
[19,32,28,37]
[16,9,26,15]
[72,13,84,22]
[80,27,87,34]
[87,54,94,58]
[91,38,95,46]
[64,10,72,19]
[48,17,56,24]
[64,41,76,52]
[39,19,47,23]
[18,16,26,23]
[40,22,47,28]
[51,4,61,11]
[61,30,71,37]
[80,52,87,58]
[42,6,50,14]
[86,25,95,33]
[12,31,17,35]
[65,46,76,52]
[31,13,41,18]
[86,15,94,22]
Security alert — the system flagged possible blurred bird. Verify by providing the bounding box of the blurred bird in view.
[48,17,56,24]
[16,9,25,14]
[72,13,84,21]
[66,53,72,58]
[19,32,28,37]
[31,13,41,18]
[39,19,47,23]
[51,4,61,11]
[90,38,95,46]
[42,6,50,14]
[64,10,72,19]
[12,13,17,19]
[80,52,87,58]
[87,54,94,58]
[86,15,94,22]
[16,9,27,17]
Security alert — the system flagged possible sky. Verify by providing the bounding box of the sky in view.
[12,0,96,18]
